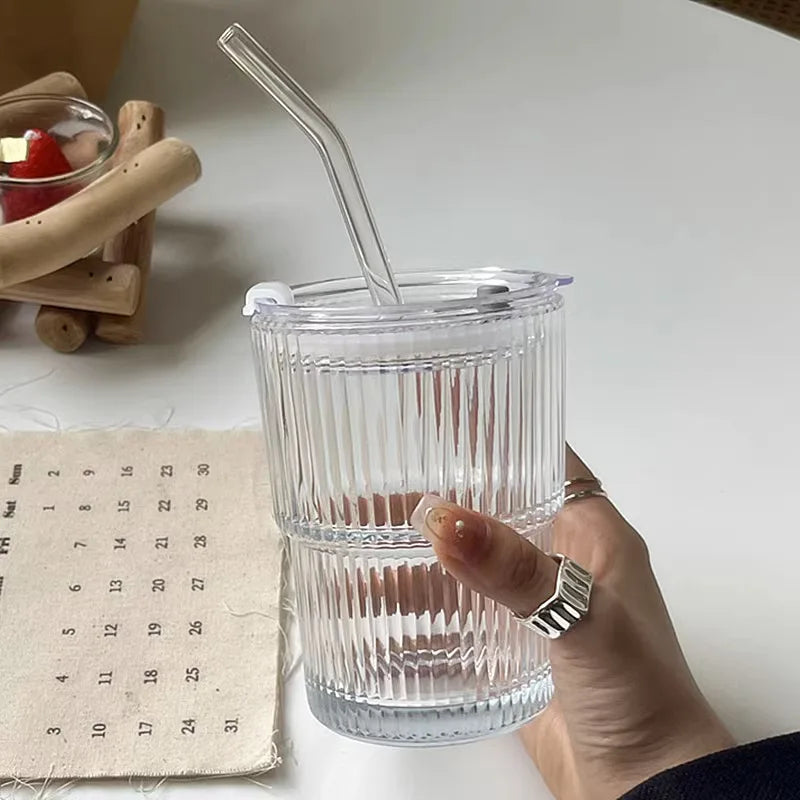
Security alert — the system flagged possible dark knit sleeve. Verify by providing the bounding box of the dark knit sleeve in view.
[620,733,800,800]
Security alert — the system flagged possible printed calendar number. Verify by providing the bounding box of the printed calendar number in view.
[160,465,174,478]
[152,578,166,593]
[158,499,171,513]
[188,620,203,636]
[46,727,62,735]
[193,535,207,549]
[68,583,81,593]
[195,498,209,512]
[118,499,131,513]
[121,465,134,477]
[114,537,127,550]
[154,536,169,550]
[97,671,113,686]
[148,622,162,637]
[138,721,153,737]
[91,723,107,739]
[108,579,123,593]
[143,669,158,685]
[181,718,196,735]
[185,667,200,683]
[103,623,119,638]
[83,468,96,477]
[61,627,76,636]
[191,577,205,592]
[197,463,210,476]
[224,718,239,734]
[78,504,92,512]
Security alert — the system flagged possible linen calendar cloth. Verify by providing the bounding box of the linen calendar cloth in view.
[0,429,283,779]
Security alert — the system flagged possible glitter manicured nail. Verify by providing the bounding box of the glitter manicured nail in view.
[410,495,492,563]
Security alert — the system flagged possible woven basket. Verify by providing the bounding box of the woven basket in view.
[693,1,800,37]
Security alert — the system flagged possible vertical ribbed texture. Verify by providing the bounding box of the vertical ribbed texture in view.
[254,299,564,743]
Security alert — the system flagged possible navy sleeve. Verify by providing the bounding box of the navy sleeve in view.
[620,733,800,800]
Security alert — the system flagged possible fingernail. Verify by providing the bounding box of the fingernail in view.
[410,494,492,562]
[410,494,452,542]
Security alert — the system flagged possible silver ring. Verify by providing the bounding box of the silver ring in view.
[564,476,607,505]
[564,476,601,490]
[514,554,593,639]
[564,487,608,504]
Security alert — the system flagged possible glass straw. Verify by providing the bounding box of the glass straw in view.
[218,23,401,306]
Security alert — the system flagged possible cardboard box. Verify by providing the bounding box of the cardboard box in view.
[0,0,139,100]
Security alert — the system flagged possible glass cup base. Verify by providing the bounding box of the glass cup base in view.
[305,666,554,746]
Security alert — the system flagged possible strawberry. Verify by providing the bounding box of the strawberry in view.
[2,129,75,223]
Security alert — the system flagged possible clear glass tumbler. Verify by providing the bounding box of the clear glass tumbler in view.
[249,267,569,745]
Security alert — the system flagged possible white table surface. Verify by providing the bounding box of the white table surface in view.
[3,0,800,797]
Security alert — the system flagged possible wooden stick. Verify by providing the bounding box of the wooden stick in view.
[1,257,141,315]
[35,307,93,354]
[0,137,201,289]
[95,101,165,344]
[0,72,87,101]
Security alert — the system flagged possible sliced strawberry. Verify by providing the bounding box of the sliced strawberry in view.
[2,129,76,223]
[9,129,72,180]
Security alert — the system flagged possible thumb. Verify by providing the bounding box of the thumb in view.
[410,494,559,617]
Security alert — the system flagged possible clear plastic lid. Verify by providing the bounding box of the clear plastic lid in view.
[245,267,572,335]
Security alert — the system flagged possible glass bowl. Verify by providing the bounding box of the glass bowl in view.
[0,94,118,224]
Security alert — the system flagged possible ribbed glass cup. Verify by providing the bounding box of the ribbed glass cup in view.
[250,268,569,745]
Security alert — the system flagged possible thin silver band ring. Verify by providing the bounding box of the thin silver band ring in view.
[564,487,608,504]
[564,476,607,505]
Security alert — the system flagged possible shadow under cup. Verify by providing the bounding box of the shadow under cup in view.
[250,268,569,745]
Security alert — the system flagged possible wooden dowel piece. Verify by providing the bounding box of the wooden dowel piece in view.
[35,306,93,353]
[0,72,87,101]
[1,257,141,315]
[0,137,202,289]
[95,101,165,345]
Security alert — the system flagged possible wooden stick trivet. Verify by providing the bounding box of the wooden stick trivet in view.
[0,138,201,289]
[35,307,93,354]
[1,257,140,314]
[0,72,87,101]
[95,101,165,344]
[35,101,161,353]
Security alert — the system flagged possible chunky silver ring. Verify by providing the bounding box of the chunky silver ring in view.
[514,554,593,639]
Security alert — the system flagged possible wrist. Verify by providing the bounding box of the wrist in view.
[599,712,735,799]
